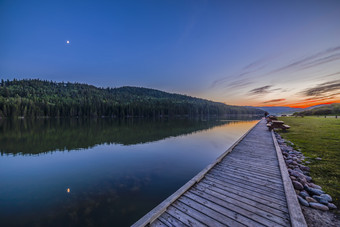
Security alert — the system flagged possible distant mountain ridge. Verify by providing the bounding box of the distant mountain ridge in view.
[294,103,340,116]
[253,104,333,115]
[0,79,264,118]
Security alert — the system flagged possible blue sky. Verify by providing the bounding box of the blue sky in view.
[1,0,340,107]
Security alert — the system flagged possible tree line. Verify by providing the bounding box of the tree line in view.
[0,79,264,118]
[293,103,340,116]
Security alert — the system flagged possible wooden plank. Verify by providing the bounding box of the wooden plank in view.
[205,173,285,196]
[177,197,245,227]
[183,192,262,226]
[222,157,279,168]
[222,162,280,175]
[172,200,226,227]
[200,180,287,206]
[214,165,283,181]
[191,185,290,226]
[150,219,169,227]
[166,205,206,227]
[212,166,283,185]
[271,131,307,227]
[185,191,285,227]
[211,168,284,187]
[208,170,284,192]
[132,120,260,227]
[193,183,289,218]
[220,164,281,178]
[157,212,186,227]
[205,174,286,200]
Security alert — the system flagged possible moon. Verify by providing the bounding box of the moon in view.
[66,40,70,44]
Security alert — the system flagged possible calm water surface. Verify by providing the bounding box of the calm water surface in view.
[0,117,258,226]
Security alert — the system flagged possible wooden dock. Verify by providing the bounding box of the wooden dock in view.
[132,119,307,227]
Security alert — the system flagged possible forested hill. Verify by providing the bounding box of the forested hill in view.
[293,103,340,116]
[0,79,263,118]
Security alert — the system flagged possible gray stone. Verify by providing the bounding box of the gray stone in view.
[328,203,337,210]
[315,157,322,160]
[305,176,312,182]
[299,165,310,171]
[312,195,329,205]
[304,185,324,195]
[297,196,309,206]
[309,183,322,189]
[299,191,309,199]
[293,181,304,190]
[309,202,329,211]
[320,194,332,202]
[286,159,293,164]
[305,197,317,203]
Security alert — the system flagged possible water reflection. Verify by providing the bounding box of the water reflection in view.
[0,117,258,226]
[0,118,236,155]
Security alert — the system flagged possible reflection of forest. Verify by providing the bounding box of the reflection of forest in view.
[0,117,256,155]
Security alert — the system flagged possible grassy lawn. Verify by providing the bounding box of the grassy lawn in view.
[278,116,340,209]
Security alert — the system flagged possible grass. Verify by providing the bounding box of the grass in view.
[277,116,340,210]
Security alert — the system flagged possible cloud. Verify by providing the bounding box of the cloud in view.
[269,46,340,75]
[210,71,253,88]
[303,79,340,97]
[263,98,286,103]
[249,85,273,95]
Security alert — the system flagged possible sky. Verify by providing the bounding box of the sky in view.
[1,0,340,108]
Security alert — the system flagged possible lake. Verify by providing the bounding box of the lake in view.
[0,117,259,226]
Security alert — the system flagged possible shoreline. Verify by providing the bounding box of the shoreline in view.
[274,132,340,226]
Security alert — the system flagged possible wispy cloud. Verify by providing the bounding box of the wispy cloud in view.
[263,98,286,103]
[249,85,273,95]
[303,79,340,97]
[268,46,340,75]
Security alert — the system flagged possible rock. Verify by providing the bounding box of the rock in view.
[305,161,311,164]
[304,185,325,195]
[305,176,312,182]
[309,183,322,189]
[299,191,309,199]
[286,159,293,165]
[320,194,332,202]
[303,171,310,176]
[312,195,329,205]
[309,202,329,211]
[293,181,304,190]
[328,203,337,210]
[315,157,322,160]
[305,197,317,203]
[290,176,296,181]
[297,196,309,206]
[299,165,310,171]
[292,161,298,165]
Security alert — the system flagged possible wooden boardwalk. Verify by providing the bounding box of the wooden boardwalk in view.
[132,119,306,227]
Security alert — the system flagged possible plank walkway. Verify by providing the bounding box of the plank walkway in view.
[132,119,306,227]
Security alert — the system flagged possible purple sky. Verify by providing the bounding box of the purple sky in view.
[1,0,340,107]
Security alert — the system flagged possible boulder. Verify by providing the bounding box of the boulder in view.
[297,196,309,206]
[309,183,322,189]
[309,202,329,211]
[328,203,337,210]
[293,181,304,190]
[320,194,332,202]
[304,185,324,196]
[305,197,317,203]
[299,191,309,199]
[312,195,329,205]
